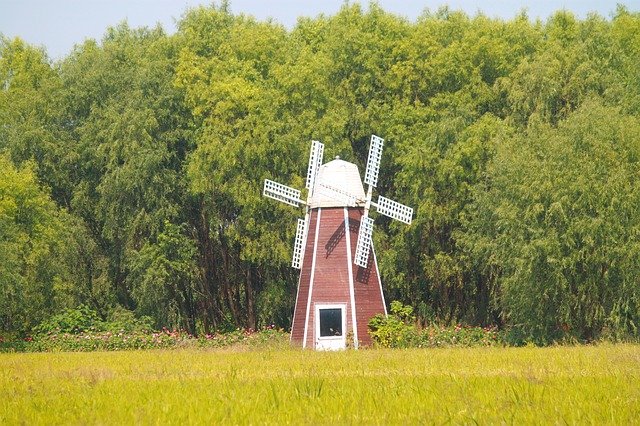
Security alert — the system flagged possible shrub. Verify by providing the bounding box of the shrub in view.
[415,324,501,348]
[32,305,104,335]
[105,307,153,333]
[369,301,504,348]
[368,301,418,348]
[0,326,289,353]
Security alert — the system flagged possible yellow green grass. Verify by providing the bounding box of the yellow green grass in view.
[2,345,639,424]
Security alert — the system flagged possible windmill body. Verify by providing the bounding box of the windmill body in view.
[291,158,386,349]
[263,136,412,350]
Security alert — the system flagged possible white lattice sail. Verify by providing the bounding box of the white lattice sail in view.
[376,196,413,225]
[354,216,375,268]
[291,218,308,269]
[306,140,324,191]
[364,135,384,187]
[263,179,302,207]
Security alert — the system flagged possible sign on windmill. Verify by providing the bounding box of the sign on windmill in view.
[263,136,413,350]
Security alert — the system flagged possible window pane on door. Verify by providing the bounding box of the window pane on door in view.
[319,308,343,337]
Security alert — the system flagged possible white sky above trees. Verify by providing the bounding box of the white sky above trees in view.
[1,0,636,60]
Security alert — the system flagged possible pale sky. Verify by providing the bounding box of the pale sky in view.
[1,1,637,60]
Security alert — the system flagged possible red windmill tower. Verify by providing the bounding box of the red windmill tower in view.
[263,136,413,349]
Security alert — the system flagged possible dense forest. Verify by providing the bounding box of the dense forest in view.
[1,2,640,343]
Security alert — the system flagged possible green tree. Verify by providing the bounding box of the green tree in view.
[59,23,196,325]
[461,100,640,342]
[0,155,71,333]
[177,4,295,329]
[3,3,640,342]
[0,37,75,206]
[129,221,199,330]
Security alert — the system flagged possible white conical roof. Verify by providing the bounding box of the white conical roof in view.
[310,157,366,208]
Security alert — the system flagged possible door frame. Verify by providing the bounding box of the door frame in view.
[315,303,347,350]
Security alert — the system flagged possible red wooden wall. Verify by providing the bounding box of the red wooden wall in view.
[290,207,386,348]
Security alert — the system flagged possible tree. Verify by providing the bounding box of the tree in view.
[0,155,71,333]
[177,5,294,329]
[129,221,199,330]
[460,100,640,342]
[0,37,75,206]
[2,4,640,342]
[58,23,196,322]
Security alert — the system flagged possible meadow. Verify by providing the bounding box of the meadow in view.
[2,344,639,424]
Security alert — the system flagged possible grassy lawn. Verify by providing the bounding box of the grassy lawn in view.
[1,344,639,424]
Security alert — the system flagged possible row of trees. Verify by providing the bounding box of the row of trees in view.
[1,2,639,343]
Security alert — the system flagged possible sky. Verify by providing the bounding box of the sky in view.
[1,0,638,60]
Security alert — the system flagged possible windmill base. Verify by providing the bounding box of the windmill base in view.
[290,206,387,350]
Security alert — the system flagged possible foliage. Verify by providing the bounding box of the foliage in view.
[31,305,153,336]
[105,306,154,333]
[32,305,104,335]
[368,301,416,347]
[459,100,640,343]
[2,4,640,343]
[0,326,288,353]
[0,154,75,333]
[369,301,502,348]
[128,221,199,331]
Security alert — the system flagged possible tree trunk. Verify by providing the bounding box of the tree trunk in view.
[193,204,223,330]
[245,266,256,330]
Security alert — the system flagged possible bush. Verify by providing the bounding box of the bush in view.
[32,305,104,335]
[415,324,501,348]
[368,301,504,348]
[0,326,289,353]
[368,301,418,348]
[105,307,153,333]
[0,305,289,353]
[31,305,154,337]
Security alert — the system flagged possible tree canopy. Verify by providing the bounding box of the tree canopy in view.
[1,3,639,343]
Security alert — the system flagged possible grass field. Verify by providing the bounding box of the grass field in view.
[1,344,639,424]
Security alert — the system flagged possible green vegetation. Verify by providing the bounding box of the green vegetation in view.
[369,301,501,348]
[0,305,287,352]
[2,2,640,344]
[1,345,638,423]
[1,327,289,353]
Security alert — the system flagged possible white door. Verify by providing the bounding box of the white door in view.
[315,304,346,350]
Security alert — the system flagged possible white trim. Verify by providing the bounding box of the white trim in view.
[289,253,306,344]
[291,271,302,343]
[371,243,387,316]
[290,209,311,342]
[315,303,347,350]
[303,208,322,348]
[343,208,359,349]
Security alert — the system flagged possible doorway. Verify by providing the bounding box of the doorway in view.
[315,304,346,350]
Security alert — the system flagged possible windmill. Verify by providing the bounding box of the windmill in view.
[263,135,412,350]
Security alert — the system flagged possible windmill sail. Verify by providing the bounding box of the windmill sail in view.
[354,216,374,268]
[292,217,308,269]
[364,135,384,187]
[376,196,413,225]
[306,140,324,192]
[263,179,303,207]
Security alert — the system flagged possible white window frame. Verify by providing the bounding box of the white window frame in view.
[315,303,347,350]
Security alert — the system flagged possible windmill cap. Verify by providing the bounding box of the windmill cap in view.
[310,158,366,208]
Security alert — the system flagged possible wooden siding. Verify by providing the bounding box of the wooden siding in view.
[290,209,318,345]
[346,208,384,346]
[305,208,352,348]
[290,207,387,348]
